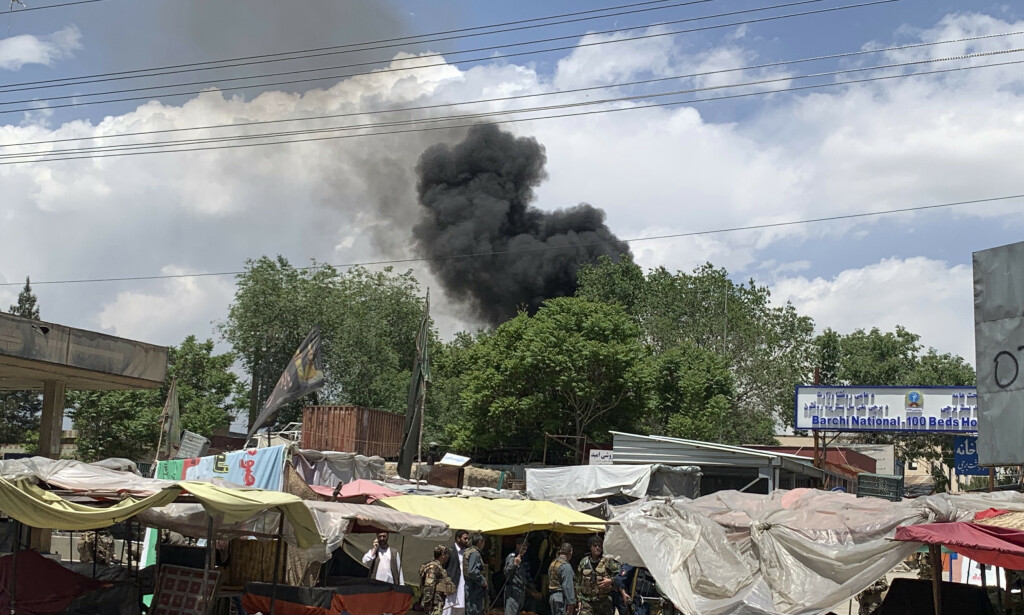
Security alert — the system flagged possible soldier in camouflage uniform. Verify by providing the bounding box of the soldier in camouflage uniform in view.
[915,552,932,580]
[856,577,888,615]
[421,545,458,615]
[78,530,114,564]
[576,536,626,615]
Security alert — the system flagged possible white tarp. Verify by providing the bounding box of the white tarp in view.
[605,488,1024,615]
[293,450,385,488]
[0,456,175,495]
[526,464,652,499]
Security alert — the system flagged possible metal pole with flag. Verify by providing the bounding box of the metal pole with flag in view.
[397,292,431,480]
[152,378,180,471]
[246,326,325,441]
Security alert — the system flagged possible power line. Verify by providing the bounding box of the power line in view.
[4,0,104,13]
[5,193,1022,287]
[0,0,897,114]
[2,54,1018,164]
[2,29,1016,152]
[0,0,697,92]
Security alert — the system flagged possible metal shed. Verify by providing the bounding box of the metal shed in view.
[611,431,826,494]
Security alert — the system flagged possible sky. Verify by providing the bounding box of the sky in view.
[2,0,1023,373]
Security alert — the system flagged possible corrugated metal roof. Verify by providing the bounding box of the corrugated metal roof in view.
[611,431,825,479]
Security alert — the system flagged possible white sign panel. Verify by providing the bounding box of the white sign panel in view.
[794,386,978,433]
[438,452,471,467]
[589,449,613,465]
[974,241,1024,466]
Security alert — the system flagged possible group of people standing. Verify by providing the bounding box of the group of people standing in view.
[414,531,628,615]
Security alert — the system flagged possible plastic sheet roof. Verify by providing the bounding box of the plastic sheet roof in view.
[380,495,604,534]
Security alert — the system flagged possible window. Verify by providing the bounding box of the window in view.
[908,461,918,471]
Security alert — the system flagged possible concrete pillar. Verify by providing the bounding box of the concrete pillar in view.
[38,380,66,459]
[32,380,66,553]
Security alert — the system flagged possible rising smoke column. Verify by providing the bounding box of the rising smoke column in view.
[414,124,631,325]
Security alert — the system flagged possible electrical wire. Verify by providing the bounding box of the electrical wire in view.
[4,193,1021,287]
[2,52,1018,163]
[0,0,897,114]
[0,0,699,92]
[2,29,1016,152]
[4,0,104,13]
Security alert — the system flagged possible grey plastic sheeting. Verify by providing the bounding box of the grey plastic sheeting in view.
[605,488,1024,615]
[975,240,1024,466]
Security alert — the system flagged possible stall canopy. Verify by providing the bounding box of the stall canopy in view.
[308,479,401,503]
[894,517,1024,570]
[0,477,321,549]
[379,495,604,534]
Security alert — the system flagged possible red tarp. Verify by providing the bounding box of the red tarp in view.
[309,480,401,504]
[894,522,1024,569]
[0,550,107,614]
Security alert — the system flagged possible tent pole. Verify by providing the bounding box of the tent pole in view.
[269,513,285,615]
[929,544,942,615]
[10,521,20,615]
[201,517,213,615]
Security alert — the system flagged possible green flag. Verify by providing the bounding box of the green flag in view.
[397,292,431,479]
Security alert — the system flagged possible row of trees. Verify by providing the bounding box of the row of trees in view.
[2,254,976,468]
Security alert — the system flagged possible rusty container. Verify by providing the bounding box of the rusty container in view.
[301,405,405,458]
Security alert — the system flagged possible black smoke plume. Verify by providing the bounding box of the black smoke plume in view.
[414,124,631,326]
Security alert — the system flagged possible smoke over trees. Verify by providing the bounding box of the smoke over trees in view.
[413,124,631,325]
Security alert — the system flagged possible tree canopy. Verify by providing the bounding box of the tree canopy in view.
[0,277,42,445]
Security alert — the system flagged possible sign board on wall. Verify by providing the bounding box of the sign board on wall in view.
[794,386,978,433]
[589,449,613,465]
[974,241,1024,466]
[954,436,987,476]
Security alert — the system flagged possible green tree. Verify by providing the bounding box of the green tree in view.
[220,256,429,429]
[645,343,772,444]
[578,258,815,431]
[70,337,243,461]
[0,277,42,445]
[450,298,648,456]
[165,336,243,436]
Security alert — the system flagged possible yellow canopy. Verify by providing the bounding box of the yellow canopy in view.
[379,496,605,535]
[0,478,321,549]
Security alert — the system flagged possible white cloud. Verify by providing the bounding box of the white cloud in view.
[772,257,975,361]
[0,12,1022,359]
[0,25,81,71]
[97,266,235,346]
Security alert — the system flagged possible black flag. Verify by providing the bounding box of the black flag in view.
[397,293,431,479]
[246,326,325,440]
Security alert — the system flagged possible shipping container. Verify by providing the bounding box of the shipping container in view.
[301,405,405,458]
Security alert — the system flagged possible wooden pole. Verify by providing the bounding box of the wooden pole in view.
[929,544,943,615]
[989,467,996,492]
[200,517,213,615]
[10,521,20,615]
[269,513,286,615]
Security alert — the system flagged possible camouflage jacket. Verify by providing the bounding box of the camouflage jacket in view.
[420,560,456,613]
[577,556,621,602]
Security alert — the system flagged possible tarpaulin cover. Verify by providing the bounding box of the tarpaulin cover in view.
[137,500,449,562]
[0,456,176,496]
[0,477,321,549]
[526,465,652,499]
[604,488,1024,615]
[293,451,386,488]
[893,522,1024,570]
[380,495,604,534]
[0,550,107,614]
[309,479,401,503]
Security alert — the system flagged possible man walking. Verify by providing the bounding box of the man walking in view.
[362,531,404,584]
[577,536,625,615]
[463,533,488,615]
[421,545,457,615]
[444,530,471,615]
[548,543,576,615]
